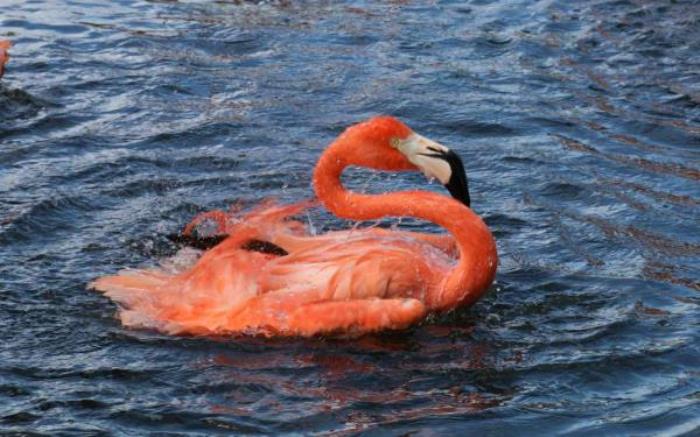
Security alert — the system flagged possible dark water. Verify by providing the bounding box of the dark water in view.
[1,0,699,434]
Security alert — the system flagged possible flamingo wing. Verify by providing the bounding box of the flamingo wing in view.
[92,233,443,336]
[225,238,442,335]
[238,235,454,335]
[226,286,426,337]
[91,202,446,336]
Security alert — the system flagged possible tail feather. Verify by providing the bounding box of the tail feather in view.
[89,269,166,293]
[90,200,317,335]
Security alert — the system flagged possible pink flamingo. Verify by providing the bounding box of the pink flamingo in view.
[91,116,497,337]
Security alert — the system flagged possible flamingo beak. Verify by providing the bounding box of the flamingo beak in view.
[394,133,471,207]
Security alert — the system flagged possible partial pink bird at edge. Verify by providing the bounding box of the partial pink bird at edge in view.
[0,40,11,79]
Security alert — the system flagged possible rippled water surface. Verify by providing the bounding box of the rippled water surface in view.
[1,0,699,434]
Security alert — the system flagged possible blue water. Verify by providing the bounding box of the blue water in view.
[1,0,699,434]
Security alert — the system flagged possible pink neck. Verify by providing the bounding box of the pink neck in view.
[313,141,498,309]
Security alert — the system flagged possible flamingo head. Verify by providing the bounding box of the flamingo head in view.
[344,116,471,207]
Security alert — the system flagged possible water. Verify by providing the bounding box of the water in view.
[1,0,699,434]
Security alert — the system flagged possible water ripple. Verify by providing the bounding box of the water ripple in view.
[0,0,698,434]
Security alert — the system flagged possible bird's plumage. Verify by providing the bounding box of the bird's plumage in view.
[91,116,497,337]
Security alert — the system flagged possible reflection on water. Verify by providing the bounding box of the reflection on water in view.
[0,0,698,434]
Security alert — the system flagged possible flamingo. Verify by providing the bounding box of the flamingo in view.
[90,116,497,337]
[0,40,10,79]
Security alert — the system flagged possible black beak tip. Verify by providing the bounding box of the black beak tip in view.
[445,179,471,207]
[442,150,471,207]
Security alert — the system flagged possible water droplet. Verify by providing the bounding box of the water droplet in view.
[306,212,317,236]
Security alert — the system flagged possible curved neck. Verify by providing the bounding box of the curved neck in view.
[313,140,498,309]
